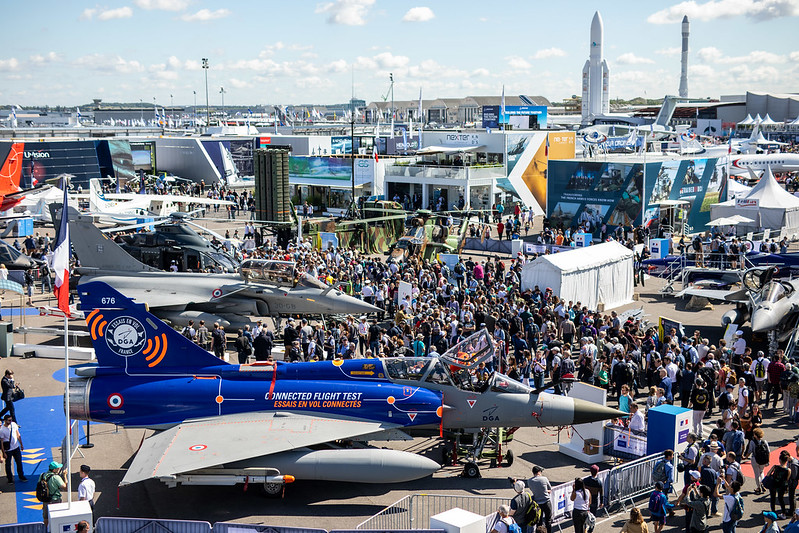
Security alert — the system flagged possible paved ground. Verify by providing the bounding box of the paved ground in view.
[0,217,796,532]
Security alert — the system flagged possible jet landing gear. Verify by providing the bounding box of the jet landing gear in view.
[444,427,518,478]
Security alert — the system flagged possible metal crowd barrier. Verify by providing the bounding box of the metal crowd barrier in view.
[603,424,648,462]
[0,523,45,533]
[355,494,507,530]
[95,517,212,533]
[215,525,325,533]
[603,453,676,512]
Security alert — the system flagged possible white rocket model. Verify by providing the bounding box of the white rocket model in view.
[679,15,689,98]
[581,11,610,124]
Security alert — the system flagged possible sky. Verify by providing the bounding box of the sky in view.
[1,0,798,107]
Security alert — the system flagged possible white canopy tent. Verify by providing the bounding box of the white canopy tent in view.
[726,178,752,200]
[520,241,634,310]
[737,114,754,126]
[710,167,799,234]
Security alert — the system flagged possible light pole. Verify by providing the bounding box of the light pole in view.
[193,90,196,127]
[153,97,157,126]
[219,86,226,118]
[202,58,210,127]
[139,98,143,124]
[389,72,394,138]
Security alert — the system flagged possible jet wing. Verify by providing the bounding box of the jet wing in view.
[122,411,401,485]
[675,287,749,302]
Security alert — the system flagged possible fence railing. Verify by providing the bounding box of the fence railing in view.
[95,517,212,533]
[356,494,507,530]
[604,453,676,512]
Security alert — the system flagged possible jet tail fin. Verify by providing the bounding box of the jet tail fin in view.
[67,212,159,273]
[653,96,680,128]
[0,143,24,197]
[79,281,228,371]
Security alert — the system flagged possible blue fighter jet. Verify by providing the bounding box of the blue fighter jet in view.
[70,281,622,492]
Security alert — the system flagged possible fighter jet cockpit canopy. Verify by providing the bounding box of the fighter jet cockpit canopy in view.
[382,329,530,394]
[743,266,776,293]
[763,279,794,304]
[239,259,330,289]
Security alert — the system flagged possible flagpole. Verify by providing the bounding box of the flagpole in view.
[64,313,71,505]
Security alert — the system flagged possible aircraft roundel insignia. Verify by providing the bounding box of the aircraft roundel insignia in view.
[188,444,207,452]
[107,393,124,409]
[466,398,477,408]
[105,316,147,357]
[212,288,223,298]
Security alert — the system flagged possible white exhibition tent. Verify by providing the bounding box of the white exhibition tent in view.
[726,178,752,200]
[520,241,634,311]
[710,167,799,234]
[737,114,754,126]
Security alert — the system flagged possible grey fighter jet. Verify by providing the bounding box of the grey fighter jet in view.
[68,213,379,328]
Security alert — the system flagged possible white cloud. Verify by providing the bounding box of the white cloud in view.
[315,0,375,25]
[228,78,253,89]
[471,68,490,77]
[80,8,97,20]
[697,46,786,64]
[655,47,681,56]
[402,7,435,22]
[134,0,191,10]
[98,7,133,20]
[354,52,409,70]
[29,52,60,65]
[0,58,20,71]
[533,47,566,60]
[790,51,799,61]
[506,56,531,69]
[648,0,799,24]
[616,53,655,65]
[327,59,349,73]
[181,8,230,22]
[74,54,144,73]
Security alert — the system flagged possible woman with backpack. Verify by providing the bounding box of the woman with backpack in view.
[570,476,591,533]
[764,450,792,519]
[744,428,770,494]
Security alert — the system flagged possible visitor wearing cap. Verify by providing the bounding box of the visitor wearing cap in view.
[527,465,552,533]
[39,461,66,525]
[761,511,780,533]
[78,464,95,512]
[675,469,701,532]
[508,479,533,530]
[583,465,603,515]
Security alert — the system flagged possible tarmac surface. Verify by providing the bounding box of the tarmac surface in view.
[0,216,797,532]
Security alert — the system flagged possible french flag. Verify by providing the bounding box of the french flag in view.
[53,185,71,315]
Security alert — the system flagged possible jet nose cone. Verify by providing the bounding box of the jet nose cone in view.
[750,311,775,333]
[334,292,381,315]
[572,398,625,425]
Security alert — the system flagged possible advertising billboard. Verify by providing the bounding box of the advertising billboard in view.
[548,156,726,233]
[505,132,548,215]
[19,140,101,188]
[482,105,548,130]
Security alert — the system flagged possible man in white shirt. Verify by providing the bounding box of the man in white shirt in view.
[736,377,750,416]
[0,414,26,483]
[78,464,96,511]
[665,355,680,383]
[750,350,770,403]
[629,402,646,432]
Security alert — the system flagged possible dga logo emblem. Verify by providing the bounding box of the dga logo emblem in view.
[105,316,147,357]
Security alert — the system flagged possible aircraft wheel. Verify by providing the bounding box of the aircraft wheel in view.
[463,462,481,479]
[504,449,514,467]
[263,482,283,497]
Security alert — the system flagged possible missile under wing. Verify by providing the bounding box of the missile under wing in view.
[70,283,623,488]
